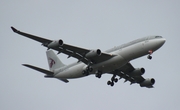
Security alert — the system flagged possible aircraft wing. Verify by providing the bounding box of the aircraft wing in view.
[11,27,115,65]
[112,62,154,88]
[118,63,145,83]
[53,44,115,64]
[11,27,52,44]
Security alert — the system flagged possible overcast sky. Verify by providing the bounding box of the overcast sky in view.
[1,0,180,110]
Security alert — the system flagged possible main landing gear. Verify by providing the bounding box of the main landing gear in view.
[147,50,153,60]
[82,66,93,76]
[107,74,118,87]
[95,70,102,78]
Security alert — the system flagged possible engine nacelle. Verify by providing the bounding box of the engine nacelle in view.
[129,68,145,76]
[48,39,63,48]
[85,49,101,58]
[140,78,155,88]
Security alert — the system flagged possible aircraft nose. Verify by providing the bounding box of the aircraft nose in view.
[156,38,166,49]
[160,38,166,45]
[146,37,166,52]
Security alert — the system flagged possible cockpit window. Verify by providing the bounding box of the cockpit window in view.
[155,36,162,38]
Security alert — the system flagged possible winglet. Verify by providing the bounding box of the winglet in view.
[11,26,19,33]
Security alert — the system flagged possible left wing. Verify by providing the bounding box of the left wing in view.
[11,27,115,65]
[11,27,52,44]
[113,63,155,88]
[52,44,115,64]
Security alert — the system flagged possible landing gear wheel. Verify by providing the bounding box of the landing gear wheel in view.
[107,81,114,86]
[82,70,89,76]
[147,55,152,60]
[114,78,118,83]
[86,66,93,72]
[82,70,86,75]
[107,81,111,85]
[89,67,93,72]
[110,82,114,86]
[95,70,102,78]
[95,73,101,78]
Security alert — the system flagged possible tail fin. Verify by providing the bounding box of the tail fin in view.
[46,50,66,71]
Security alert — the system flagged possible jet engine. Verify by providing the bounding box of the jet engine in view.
[129,68,145,76]
[48,39,63,48]
[140,78,155,87]
[85,49,101,58]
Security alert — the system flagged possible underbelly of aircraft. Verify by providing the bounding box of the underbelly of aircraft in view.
[92,55,128,73]
[55,55,128,79]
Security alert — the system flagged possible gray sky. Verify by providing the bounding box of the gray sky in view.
[1,0,180,110]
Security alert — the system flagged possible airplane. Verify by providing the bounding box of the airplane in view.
[11,26,166,88]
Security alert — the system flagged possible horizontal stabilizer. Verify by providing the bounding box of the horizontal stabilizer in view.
[58,78,69,83]
[22,64,54,76]
[22,64,69,83]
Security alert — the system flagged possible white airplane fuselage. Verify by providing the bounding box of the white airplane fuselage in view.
[11,26,166,87]
[54,36,166,79]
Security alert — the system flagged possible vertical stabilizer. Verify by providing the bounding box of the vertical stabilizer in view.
[46,50,66,71]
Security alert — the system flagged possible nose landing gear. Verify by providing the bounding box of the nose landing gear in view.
[147,55,152,60]
[147,50,153,60]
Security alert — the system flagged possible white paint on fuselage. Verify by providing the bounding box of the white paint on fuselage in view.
[55,63,85,78]
[54,36,166,79]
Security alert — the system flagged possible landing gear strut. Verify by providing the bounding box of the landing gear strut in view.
[107,74,118,87]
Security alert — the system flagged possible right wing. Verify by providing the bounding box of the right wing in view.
[112,62,155,88]
[117,63,145,83]
[11,27,115,65]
